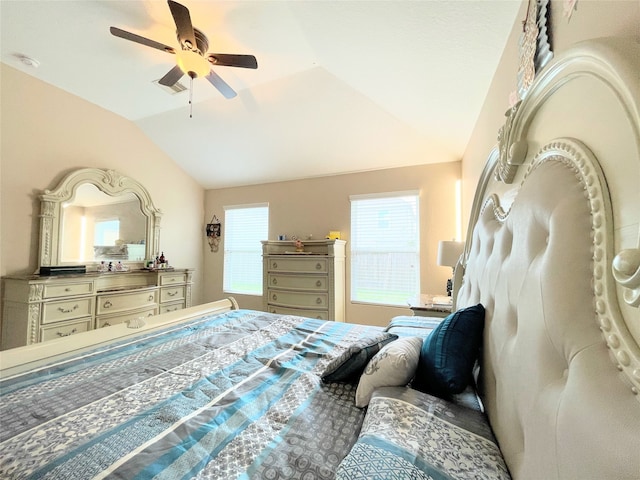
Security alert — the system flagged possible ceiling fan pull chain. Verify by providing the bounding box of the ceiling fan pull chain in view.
[189,74,194,118]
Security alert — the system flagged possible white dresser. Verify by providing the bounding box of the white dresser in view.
[262,240,346,321]
[1,269,193,349]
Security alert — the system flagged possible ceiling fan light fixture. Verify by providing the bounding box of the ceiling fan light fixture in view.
[176,50,209,78]
[110,1,256,102]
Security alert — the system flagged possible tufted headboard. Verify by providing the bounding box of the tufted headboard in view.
[454,38,640,479]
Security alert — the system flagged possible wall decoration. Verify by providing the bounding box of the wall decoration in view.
[206,215,221,252]
[502,0,553,182]
[516,0,553,101]
[516,0,539,101]
[534,0,553,73]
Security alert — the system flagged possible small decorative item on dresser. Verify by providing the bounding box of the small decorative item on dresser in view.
[294,239,304,252]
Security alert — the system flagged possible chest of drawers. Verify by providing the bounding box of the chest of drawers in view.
[262,240,345,321]
[1,269,193,349]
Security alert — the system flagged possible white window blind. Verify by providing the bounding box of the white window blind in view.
[350,191,420,306]
[223,203,268,295]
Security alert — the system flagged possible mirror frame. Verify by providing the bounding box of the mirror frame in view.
[38,168,161,269]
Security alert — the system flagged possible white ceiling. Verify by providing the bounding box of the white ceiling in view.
[0,1,520,189]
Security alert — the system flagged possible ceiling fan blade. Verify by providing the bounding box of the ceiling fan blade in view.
[207,54,258,69]
[205,70,237,99]
[158,65,185,87]
[168,0,196,49]
[110,27,175,54]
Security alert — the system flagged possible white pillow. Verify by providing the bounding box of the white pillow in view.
[355,336,423,408]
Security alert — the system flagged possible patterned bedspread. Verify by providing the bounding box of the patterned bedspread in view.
[0,310,379,479]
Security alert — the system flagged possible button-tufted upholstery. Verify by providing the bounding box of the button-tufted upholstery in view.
[456,155,640,479]
[450,37,640,479]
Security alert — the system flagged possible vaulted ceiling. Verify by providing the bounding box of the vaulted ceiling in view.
[0,1,521,189]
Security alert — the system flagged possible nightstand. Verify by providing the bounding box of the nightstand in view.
[407,294,453,318]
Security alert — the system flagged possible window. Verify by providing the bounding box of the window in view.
[350,191,420,306]
[94,219,120,245]
[223,203,269,295]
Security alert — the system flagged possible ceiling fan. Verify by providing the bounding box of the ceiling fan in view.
[110,0,257,102]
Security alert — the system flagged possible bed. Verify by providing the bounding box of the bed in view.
[1,37,639,479]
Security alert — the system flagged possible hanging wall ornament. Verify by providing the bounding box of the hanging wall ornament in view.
[517,0,539,101]
[535,0,553,72]
[516,0,553,101]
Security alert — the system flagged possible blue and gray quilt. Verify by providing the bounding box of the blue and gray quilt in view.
[0,310,377,479]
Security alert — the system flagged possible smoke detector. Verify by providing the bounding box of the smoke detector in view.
[13,53,40,68]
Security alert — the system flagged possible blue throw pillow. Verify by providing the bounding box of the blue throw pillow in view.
[412,304,485,397]
[321,332,398,383]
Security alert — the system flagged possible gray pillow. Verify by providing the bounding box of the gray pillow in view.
[321,332,398,383]
[355,336,423,408]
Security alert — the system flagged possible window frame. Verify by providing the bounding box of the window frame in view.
[349,190,420,307]
[222,202,269,296]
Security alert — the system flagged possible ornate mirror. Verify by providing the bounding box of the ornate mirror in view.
[38,168,161,269]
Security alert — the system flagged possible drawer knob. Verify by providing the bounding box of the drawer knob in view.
[272,262,278,269]
[316,280,322,287]
[102,322,111,328]
[64,287,71,292]
[57,304,79,314]
[316,263,322,270]
[149,294,155,301]
[56,328,78,337]
[272,278,278,285]
[316,297,322,304]
[272,294,278,301]
[103,300,113,309]
[167,291,177,297]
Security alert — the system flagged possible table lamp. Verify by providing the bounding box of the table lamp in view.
[437,240,464,296]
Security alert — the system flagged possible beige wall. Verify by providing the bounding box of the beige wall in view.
[0,64,205,303]
[204,161,461,327]
[461,0,640,230]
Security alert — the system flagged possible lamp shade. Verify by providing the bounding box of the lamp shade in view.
[437,241,464,268]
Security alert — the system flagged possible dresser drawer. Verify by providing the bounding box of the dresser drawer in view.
[43,281,94,299]
[97,288,157,316]
[266,305,329,320]
[159,273,187,286]
[267,257,327,273]
[42,297,94,324]
[40,317,92,342]
[160,286,185,303]
[268,274,327,291]
[159,302,185,314]
[268,289,328,308]
[97,306,157,328]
